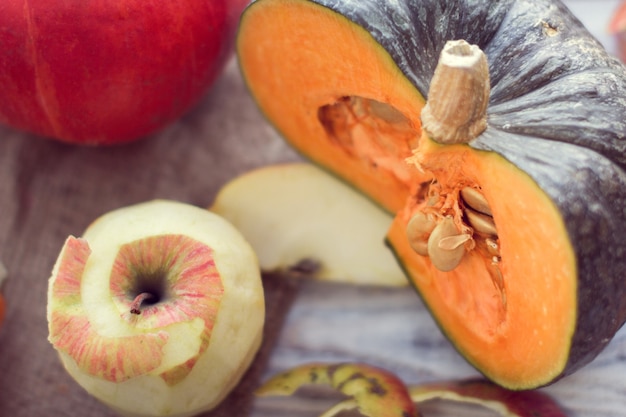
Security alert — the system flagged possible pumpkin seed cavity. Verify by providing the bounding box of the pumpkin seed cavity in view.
[317,41,506,302]
[318,96,419,183]
[408,184,506,306]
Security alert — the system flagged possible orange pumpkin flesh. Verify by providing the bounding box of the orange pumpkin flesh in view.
[237,0,614,390]
[389,135,576,387]
[237,0,425,212]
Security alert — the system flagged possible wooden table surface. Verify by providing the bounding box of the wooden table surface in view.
[0,1,624,417]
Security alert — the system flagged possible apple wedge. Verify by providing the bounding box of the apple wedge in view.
[211,163,407,286]
[47,200,265,417]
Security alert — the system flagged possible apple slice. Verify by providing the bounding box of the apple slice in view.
[46,199,265,417]
[256,362,420,417]
[211,163,407,286]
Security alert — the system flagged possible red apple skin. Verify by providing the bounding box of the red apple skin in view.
[0,0,248,145]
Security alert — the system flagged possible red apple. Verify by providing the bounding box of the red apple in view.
[0,0,249,145]
[610,0,626,63]
[211,163,408,287]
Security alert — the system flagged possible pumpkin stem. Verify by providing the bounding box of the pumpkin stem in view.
[421,40,490,144]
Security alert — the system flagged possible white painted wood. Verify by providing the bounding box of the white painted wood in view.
[562,0,621,53]
[253,279,626,417]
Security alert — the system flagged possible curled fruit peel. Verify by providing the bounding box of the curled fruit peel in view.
[48,234,223,385]
[256,362,568,417]
[256,362,420,417]
[409,379,569,417]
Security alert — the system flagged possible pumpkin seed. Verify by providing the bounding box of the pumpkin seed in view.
[465,207,498,236]
[460,187,492,216]
[438,234,472,250]
[427,216,469,272]
[367,99,411,125]
[406,211,437,256]
[485,238,500,257]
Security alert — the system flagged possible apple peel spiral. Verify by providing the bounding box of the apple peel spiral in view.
[47,199,265,417]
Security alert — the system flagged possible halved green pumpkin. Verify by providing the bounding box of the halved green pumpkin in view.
[237,0,626,390]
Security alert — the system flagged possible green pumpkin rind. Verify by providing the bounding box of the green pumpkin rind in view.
[473,132,626,379]
[238,0,626,387]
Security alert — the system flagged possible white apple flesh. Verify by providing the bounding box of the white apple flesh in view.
[47,200,265,417]
[211,163,407,286]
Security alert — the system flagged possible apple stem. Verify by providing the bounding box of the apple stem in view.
[130,292,155,315]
